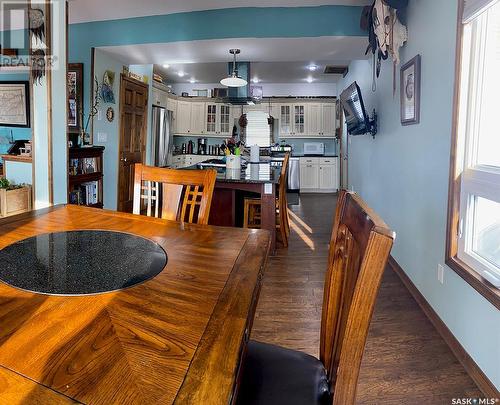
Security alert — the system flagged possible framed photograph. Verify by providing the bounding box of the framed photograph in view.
[67,63,84,133]
[0,81,30,128]
[400,55,421,126]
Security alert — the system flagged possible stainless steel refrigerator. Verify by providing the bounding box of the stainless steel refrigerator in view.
[151,106,173,167]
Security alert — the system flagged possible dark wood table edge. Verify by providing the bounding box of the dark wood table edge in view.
[173,229,271,405]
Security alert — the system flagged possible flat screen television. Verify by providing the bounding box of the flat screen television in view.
[340,81,371,135]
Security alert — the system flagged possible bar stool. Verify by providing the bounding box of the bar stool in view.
[243,154,290,247]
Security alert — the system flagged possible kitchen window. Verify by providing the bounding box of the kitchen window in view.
[447,0,500,305]
[245,110,272,147]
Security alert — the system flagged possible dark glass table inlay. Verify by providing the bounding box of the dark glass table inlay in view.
[0,230,167,295]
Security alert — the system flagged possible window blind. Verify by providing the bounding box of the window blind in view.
[245,111,271,147]
[463,0,499,22]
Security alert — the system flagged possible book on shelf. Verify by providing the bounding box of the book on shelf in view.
[68,157,99,176]
[69,181,99,206]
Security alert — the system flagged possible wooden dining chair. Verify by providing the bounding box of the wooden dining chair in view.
[236,190,395,405]
[243,153,290,247]
[132,164,217,225]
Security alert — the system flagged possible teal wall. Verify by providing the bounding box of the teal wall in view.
[0,72,31,160]
[92,49,124,210]
[339,0,500,388]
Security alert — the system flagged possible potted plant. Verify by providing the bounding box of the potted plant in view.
[0,178,32,218]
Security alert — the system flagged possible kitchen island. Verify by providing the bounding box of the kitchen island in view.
[183,160,281,251]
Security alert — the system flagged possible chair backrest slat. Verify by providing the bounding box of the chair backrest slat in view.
[320,190,395,405]
[133,164,217,225]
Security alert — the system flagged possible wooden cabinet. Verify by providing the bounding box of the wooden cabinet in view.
[176,101,192,134]
[68,146,105,208]
[300,157,338,192]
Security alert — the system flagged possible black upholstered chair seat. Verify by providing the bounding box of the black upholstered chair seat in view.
[236,340,331,405]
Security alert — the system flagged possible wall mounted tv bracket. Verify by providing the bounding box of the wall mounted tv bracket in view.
[368,109,378,138]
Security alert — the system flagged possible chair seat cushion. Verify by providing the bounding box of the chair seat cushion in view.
[236,340,331,405]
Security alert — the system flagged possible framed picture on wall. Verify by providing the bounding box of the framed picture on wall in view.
[67,63,84,133]
[400,54,421,126]
[0,81,30,128]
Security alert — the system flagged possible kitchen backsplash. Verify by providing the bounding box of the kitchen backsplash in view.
[172,135,337,155]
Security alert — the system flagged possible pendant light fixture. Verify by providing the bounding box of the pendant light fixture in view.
[220,49,248,88]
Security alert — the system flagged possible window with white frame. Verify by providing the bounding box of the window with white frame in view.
[245,110,272,147]
[454,0,500,288]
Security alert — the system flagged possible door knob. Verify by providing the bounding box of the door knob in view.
[121,157,128,162]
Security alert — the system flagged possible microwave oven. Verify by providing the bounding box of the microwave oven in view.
[303,142,325,156]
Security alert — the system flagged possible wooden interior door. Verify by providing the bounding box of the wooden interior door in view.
[118,75,149,212]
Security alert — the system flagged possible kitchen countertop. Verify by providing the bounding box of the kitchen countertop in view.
[291,154,338,158]
[183,161,281,184]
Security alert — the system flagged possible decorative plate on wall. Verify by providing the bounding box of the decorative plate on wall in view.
[106,107,114,123]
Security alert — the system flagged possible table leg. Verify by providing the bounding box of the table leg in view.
[260,184,276,253]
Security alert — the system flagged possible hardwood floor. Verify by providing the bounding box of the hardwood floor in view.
[251,193,483,403]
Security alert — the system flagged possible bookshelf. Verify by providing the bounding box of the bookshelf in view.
[68,146,105,208]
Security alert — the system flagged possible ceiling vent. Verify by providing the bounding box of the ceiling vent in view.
[323,65,349,77]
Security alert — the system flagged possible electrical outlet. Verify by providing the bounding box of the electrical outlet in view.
[437,264,444,284]
[97,109,102,121]
[97,132,107,143]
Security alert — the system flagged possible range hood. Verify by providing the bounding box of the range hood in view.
[223,61,259,105]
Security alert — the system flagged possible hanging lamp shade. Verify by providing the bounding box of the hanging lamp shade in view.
[220,49,248,88]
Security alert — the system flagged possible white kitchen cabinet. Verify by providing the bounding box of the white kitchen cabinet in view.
[190,102,206,135]
[300,157,338,192]
[166,96,177,113]
[170,154,220,169]
[205,103,231,136]
[206,103,218,134]
[321,104,336,136]
[280,105,292,136]
[176,100,192,134]
[307,104,323,136]
[152,88,169,108]
[292,104,306,136]
[300,157,320,191]
[219,104,231,135]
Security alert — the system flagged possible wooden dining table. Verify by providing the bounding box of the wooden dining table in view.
[0,205,271,404]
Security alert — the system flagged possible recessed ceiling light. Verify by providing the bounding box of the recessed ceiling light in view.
[307,64,318,72]
[252,77,259,84]
[178,71,185,77]
[306,76,314,83]
[163,64,170,69]
[189,78,196,83]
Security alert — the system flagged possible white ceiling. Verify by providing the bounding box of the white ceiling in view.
[69,0,371,24]
[100,36,367,83]
[157,61,346,84]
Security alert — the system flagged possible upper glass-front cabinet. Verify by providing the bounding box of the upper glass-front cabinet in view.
[294,105,305,135]
[280,105,291,135]
[220,105,231,135]
[206,104,217,133]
